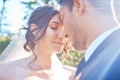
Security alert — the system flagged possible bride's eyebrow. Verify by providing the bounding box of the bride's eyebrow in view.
[50,21,60,25]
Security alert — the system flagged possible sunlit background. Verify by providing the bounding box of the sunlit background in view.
[0,0,120,66]
[0,0,59,35]
[0,0,120,35]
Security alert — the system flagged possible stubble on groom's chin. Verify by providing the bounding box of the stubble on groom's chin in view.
[73,41,86,51]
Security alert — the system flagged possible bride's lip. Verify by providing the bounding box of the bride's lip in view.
[53,41,64,46]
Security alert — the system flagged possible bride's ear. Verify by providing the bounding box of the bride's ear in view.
[29,24,38,37]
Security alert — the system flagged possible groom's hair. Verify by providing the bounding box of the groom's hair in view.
[59,0,112,11]
[59,0,74,11]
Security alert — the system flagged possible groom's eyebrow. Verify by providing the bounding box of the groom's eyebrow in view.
[59,14,63,24]
[59,12,64,23]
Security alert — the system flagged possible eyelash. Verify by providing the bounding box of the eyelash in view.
[51,26,58,30]
[49,23,59,30]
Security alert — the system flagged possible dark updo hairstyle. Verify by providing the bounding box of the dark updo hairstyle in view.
[24,6,59,52]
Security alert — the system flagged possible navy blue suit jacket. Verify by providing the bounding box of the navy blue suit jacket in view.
[75,29,120,80]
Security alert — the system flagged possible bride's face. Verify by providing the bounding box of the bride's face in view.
[39,14,66,53]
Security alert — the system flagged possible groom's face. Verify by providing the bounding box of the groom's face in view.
[60,6,74,41]
[60,6,86,51]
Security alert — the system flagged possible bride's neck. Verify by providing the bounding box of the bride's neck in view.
[29,50,52,71]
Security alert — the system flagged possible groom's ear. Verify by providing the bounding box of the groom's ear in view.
[73,0,86,15]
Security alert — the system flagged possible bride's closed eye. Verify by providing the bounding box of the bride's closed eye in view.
[49,22,60,30]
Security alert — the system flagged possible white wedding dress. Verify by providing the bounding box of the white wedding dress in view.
[0,34,71,80]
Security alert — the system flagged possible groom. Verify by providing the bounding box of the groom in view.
[59,0,120,80]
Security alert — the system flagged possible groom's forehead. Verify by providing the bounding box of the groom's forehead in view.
[60,6,68,16]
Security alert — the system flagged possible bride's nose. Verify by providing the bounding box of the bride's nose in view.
[58,29,66,39]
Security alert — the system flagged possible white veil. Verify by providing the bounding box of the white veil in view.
[0,33,32,63]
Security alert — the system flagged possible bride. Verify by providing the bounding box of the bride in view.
[0,6,76,80]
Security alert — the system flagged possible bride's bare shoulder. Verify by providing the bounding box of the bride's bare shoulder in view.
[0,59,29,72]
[0,62,16,79]
[0,60,21,69]
[0,60,27,79]
[0,62,15,71]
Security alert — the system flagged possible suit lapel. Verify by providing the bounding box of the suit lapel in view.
[86,29,120,65]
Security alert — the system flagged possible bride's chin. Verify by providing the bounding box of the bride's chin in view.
[52,46,63,53]
[53,49,63,54]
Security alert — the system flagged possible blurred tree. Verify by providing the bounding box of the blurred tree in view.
[20,0,59,20]
[43,0,49,4]
[20,0,39,20]
[0,0,8,33]
[0,35,11,54]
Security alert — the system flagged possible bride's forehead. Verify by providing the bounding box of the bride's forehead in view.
[52,14,60,20]
[49,15,61,24]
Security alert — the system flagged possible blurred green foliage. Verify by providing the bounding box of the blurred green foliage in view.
[0,35,11,54]
[61,50,85,67]
[42,0,49,4]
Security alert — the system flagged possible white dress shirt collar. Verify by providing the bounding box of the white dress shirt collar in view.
[85,27,120,62]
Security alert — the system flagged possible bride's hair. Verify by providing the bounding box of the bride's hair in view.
[24,6,59,52]
[23,6,70,66]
